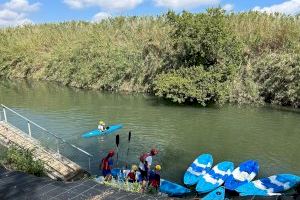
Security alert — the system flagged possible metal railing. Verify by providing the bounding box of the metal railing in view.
[0,104,93,171]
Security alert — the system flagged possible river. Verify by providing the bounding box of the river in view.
[0,79,299,183]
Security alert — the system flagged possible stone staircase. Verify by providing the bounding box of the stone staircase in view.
[0,121,88,181]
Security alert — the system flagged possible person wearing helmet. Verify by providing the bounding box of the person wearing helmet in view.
[100,150,115,181]
[139,148,159,190]
[98,121,106,131]
[148,165,161,193]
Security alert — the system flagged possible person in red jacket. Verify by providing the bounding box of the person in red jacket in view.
[100,150,114,181]
[148,164,161,192]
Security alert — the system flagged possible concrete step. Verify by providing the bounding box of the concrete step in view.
[0,122,88,181]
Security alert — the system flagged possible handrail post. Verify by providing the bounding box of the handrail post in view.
[3,107,7,122]
[56,138,60,156]
[1,104,94,169]
[27,121,32,137]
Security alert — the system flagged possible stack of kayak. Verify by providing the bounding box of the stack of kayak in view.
[180,153,300,199]
[96,153,300,199]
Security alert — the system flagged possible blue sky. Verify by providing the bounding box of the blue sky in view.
[1,0,300,26]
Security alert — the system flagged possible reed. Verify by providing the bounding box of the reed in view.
[0,10,299,107]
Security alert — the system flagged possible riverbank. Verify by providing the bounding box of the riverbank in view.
[0,167,170,200]
[0,9,299,108]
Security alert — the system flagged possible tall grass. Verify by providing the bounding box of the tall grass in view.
[0,17,172,92]
[0,11,299,107]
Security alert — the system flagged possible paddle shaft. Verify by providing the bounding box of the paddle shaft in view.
[125,131,132,168]
[116,134,120,166]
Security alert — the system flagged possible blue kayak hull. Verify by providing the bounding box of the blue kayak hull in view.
[202,187,225,200]
[82,124,123,138]
[160,179,191,197]
[225,160,259,191]
[235,174,300,196]
[183,154,213,186]
[196,161,234,193]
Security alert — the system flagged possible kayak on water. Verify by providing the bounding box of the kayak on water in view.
[159,179,191,197]
[235,174,300,196]
[196,161,234,193]
[202,186,225,200]
[81,124,123,138]
[183,153,213,186]
[224,160,259,191]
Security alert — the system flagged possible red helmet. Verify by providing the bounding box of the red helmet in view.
[108,150,115,157]
[150,148,159,155]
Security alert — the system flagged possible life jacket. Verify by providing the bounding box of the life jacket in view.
[150,179,159,188]
[127,171,136,181]
[149,171,160,189]
[139,153,150,163]
[101,157,110,170]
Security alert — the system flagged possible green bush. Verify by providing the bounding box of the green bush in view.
[3,147,45,177]
[154,66,230,105]
[165,8,243,69]
[253,53,300,107]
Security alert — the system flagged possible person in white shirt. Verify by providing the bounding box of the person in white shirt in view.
[138,148,159,191]
[98,121,106,131]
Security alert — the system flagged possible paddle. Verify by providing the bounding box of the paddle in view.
[116,134,120,166]
[125,131,132,168]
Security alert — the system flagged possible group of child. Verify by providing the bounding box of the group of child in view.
[100,148,161,192]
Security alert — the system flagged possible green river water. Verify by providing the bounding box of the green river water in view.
[0,80,299,183]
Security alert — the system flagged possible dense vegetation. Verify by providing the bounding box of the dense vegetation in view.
[0,146,45,176]
[0,9,299,107]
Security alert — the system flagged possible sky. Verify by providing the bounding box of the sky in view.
[1,0,300,27]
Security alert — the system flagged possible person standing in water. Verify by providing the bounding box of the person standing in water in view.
[100,150,115,181]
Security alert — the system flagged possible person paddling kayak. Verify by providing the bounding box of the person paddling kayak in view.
[98,121,106,131]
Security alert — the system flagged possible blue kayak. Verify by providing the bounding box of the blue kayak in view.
[224,160,259,190]
[81,124,123,138]
[196,161,234,193]
[160,179,191,197]
[202,186,225,200]
[235,174,300,196]
[111,168,123,179]
[183,154,213,186]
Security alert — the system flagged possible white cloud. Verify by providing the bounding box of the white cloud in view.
[4,0,40,12]
[253,0,300,15]
[0,9,32,27]
[154,0,220,9]
[0,0,39,27]
[64,0,143,11]
[92,12,111,22]
[223,3,234,12]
